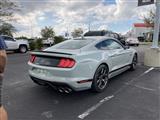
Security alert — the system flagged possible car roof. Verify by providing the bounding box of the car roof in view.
[82,36,118,41]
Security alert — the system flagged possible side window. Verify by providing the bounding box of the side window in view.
[107,40,123,49]
[95,39,123,50]
[3,36,15,41]
[95,40,111,49]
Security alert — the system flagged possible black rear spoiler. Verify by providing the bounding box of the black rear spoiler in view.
[32,51,73,55]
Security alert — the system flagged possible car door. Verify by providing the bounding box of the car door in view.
[3,36,18,50]
[106,39,132,71]
[96,40,121,71]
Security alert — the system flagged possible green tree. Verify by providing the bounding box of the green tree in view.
[0,23,16,36]
[36,38,43,50]
[72,28,83,38]
[15,36,29,40]
[0,0,18,23]
[54,36,64,44]
[41,26,55,39]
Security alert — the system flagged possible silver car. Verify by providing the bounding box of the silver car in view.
[28,37,137,93]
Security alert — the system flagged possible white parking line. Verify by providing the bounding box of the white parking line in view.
[126,67,154,85]
[77,67,155,119]
[78,95,114,119]
[143,67,154,74]
[133,84,155,91]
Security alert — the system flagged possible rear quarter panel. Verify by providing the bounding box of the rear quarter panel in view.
[74,51,112,77]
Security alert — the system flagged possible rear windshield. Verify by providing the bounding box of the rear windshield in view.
[53,40,92,50]
[84,31,104,36]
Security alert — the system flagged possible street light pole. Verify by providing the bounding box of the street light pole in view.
[151,0,160,48]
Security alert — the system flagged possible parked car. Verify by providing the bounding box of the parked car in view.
[126,37,139,46]
[1,35,29,53]
[28,37,137,93]
[83,30,126,45]
[42,38,54,46]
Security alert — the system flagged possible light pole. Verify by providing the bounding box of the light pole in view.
[151,0,160,48]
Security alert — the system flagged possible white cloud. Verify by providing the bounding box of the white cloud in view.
[11,0,155,37]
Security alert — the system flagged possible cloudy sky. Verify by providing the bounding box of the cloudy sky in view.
[11,0,155,37]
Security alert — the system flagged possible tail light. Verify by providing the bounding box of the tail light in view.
[57,58,75,68]
[30,55,36,63]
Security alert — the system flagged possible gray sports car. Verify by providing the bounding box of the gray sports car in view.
[28,37,137,93]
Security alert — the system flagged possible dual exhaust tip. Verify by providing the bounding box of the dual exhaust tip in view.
[47,82,72,93]
[57,87,72,93]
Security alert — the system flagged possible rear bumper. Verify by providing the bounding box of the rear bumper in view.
[28,58,97,91]
[29,71,92,91]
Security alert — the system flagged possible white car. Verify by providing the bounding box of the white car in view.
[1,35,29,53]
[126,37,139,46]
[42,38,54,46]
[28,37,137,93]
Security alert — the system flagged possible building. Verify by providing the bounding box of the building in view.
[131,23,153,38]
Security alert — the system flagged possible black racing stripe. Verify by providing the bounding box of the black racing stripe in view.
[109,64,131,74]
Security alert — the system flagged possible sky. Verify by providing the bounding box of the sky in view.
[11,0,155,37]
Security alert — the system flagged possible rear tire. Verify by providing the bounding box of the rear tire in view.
[130,54,138,71]
[91,64,109,92]
[19,45,27,53]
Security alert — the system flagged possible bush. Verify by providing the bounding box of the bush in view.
[54,36,64,44]
[29,38,43,51]
[36,38,43,50]
[29,41,36,50]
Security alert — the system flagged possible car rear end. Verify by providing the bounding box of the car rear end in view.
[126,38,139,46]
[28,40,97,92]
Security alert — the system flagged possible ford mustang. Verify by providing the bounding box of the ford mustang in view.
[28,37,137,93]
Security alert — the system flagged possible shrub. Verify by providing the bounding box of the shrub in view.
[54,36,64,44]
[29,41,36,50]
[36,38,43,50]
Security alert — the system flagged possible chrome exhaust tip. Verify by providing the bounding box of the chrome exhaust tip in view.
[58,88,64,93]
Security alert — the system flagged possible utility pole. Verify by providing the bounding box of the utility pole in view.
[88,22,91,31]
[151,0,160,48]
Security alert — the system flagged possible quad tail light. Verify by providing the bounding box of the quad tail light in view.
[57,58,75,68]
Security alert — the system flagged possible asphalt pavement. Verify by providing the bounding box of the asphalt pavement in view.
[2,45,160,120]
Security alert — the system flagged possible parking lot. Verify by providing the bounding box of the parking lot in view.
[2,45,160,120]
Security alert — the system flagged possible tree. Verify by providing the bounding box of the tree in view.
[0,0,18,23]
[41,26,55,39]
[142,10,160,41]
[72,28,83,38]
[54,36,64,44]
[142,10,155,27]
[0,23,16,36]
[36,38,43,50]
[16,36,29,40]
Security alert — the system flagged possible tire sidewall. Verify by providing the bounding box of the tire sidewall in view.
[19,45,27,53]
[130,54,137,70]
[91,64,109,92]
